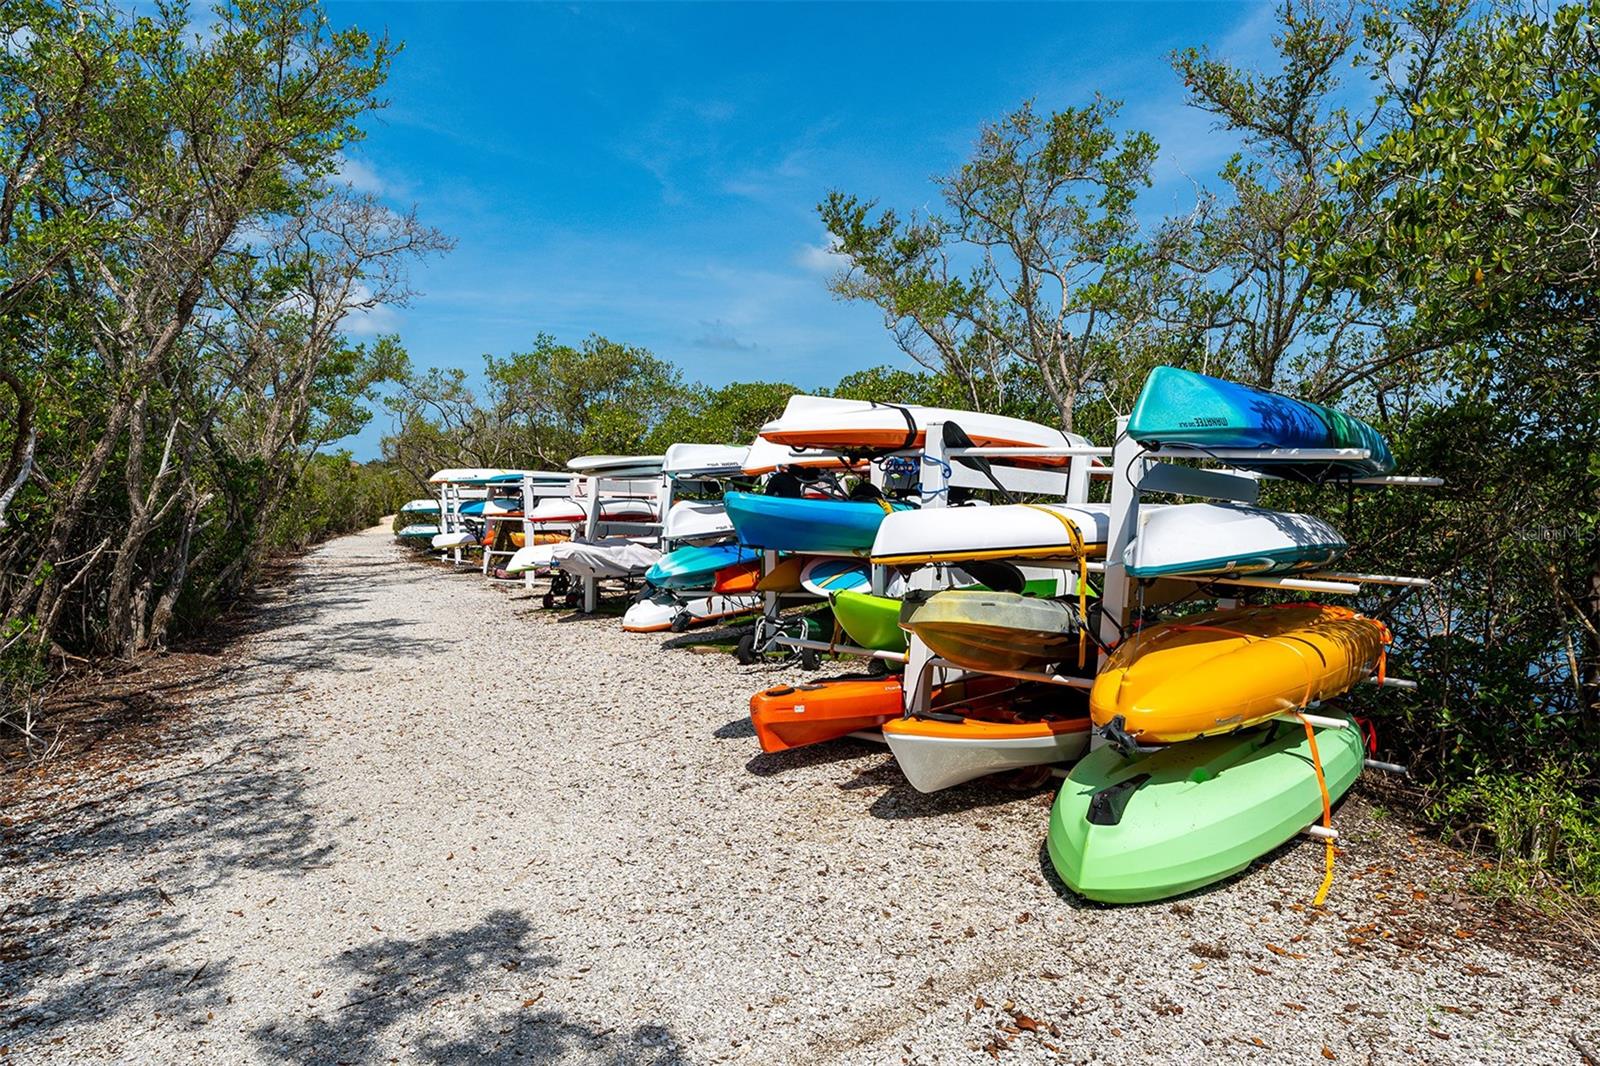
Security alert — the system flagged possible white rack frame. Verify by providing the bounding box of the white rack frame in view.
[898,417,1438,744]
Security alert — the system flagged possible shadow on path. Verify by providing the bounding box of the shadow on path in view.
[252,910,687,1065]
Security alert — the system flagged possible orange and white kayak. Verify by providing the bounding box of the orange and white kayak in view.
[882,684,1091,792]
[757,395,1089,466]
[1090,603,1389,744]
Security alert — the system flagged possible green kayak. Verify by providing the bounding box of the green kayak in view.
[1047,716,1363,903]
[831,591,907,653]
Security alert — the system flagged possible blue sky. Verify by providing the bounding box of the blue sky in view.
[328,1,1279,459]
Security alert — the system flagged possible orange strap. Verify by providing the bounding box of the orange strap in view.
[1296,711,1337,906]
[1021,505,1090,667]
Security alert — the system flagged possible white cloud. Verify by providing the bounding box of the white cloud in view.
[340,282,401,336]
[795,232,848,276]
[335,154,387,197]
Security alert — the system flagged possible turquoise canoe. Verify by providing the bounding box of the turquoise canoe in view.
[724,492,913,555]
[1047,716,1364,903]
[647,543,760,591]
[1127,366,1395,480]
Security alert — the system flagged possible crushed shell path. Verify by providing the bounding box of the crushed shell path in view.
[2,524,1595,1064]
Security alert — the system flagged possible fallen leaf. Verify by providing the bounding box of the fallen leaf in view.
[1322,1046,1337,1060]
[1012,1015,1039,1032]
[974,996,986,1011]
[312,989,323,999]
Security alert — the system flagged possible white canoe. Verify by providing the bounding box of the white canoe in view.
[428,467,516,484]
[882,720,1091,792]
[431,531,477,550]
[1126,502,1347,578]
[568,454,666,478]
[399,498,440,515]
[759,395,1088,464]
[661,500,734,542]
[621,592,761,633]
[526,497,657,525]
[872,503,1114,566]
[551,538,661,579]
[663,444,749,478]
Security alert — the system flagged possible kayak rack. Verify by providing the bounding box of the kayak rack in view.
[769,635,908,664]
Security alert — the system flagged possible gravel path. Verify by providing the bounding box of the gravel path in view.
[3,524,1595,1064]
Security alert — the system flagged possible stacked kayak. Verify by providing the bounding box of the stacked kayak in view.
[900,590,1083,672]
[551,538,661,579]
[1127,366,1395,480]
[622,590,759,633]
[750,674,1016,753]
[1048,716,1365,902]
[1126,502,1346,578]
[883,682,1092,792]
[647,543,760,591]
[725,492,913,555]
[1089,603,1388,745]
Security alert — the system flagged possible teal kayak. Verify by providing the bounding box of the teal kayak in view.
[647,543,759,591]
[725,491,913,554]
[1047,716,1364,903]
[1127,366,1395,480]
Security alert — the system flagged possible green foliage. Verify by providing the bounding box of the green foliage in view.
[648,380,798,450]
[1432,763,1600,897]
[267,454,412,552]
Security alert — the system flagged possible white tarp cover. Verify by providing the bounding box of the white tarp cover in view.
[551,538,662,579]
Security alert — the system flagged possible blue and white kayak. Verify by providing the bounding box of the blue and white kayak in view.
[1127,366,1395,480]
[725,492,913,555]
[647,543,761,591]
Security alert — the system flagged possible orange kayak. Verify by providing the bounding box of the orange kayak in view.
[712,558,763,594]
[754,554,806,593]
[750,674,1015,753]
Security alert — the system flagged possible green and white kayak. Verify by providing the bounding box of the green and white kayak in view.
[1047,716,1363,903]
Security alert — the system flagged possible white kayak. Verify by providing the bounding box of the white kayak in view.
[428,467,516,484]
[882,701,1093,793]
[505,542,559,575]
[661,500,734,542]
[568,454,666,478]
[663,443,749,478]
[526,496,657,525]
[759,395,1089,463]
[872,503,1115,566]
[621,592,762,633]
[551,538,661,579]
[431,531,477,550]
[1126,502,1347,578]
[399,498,440,515]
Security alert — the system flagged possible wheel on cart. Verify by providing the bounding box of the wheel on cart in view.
[541,592,556,610]
[799,649,821,671]
[866,657,889,678]
[735,631,758,665]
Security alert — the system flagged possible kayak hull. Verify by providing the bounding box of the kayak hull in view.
[831,591,907,653]
[1047,717,1364,903]
[872,504,1111,566]
[1127,502,1346,578]
[1127,366,1395,479]
[749,674,1014,753]
[725,492,910,555]
[647,543,760,591]
[1090,603,1387,743]
[621,593,760,633]
[882,684,1091,792]
[901,590,1081,672]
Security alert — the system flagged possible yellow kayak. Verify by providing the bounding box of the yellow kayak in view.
[1090,604,1388,744]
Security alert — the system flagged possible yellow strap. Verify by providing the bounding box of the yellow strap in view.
[1021,505,1090,667]
[874,498,895,515]
[1295,711,1337,906]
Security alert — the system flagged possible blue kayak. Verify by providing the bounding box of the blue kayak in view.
[647,543,760,591]
[1127,366,1395,480]
[724,492,914,555]
[459,499,486,517]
